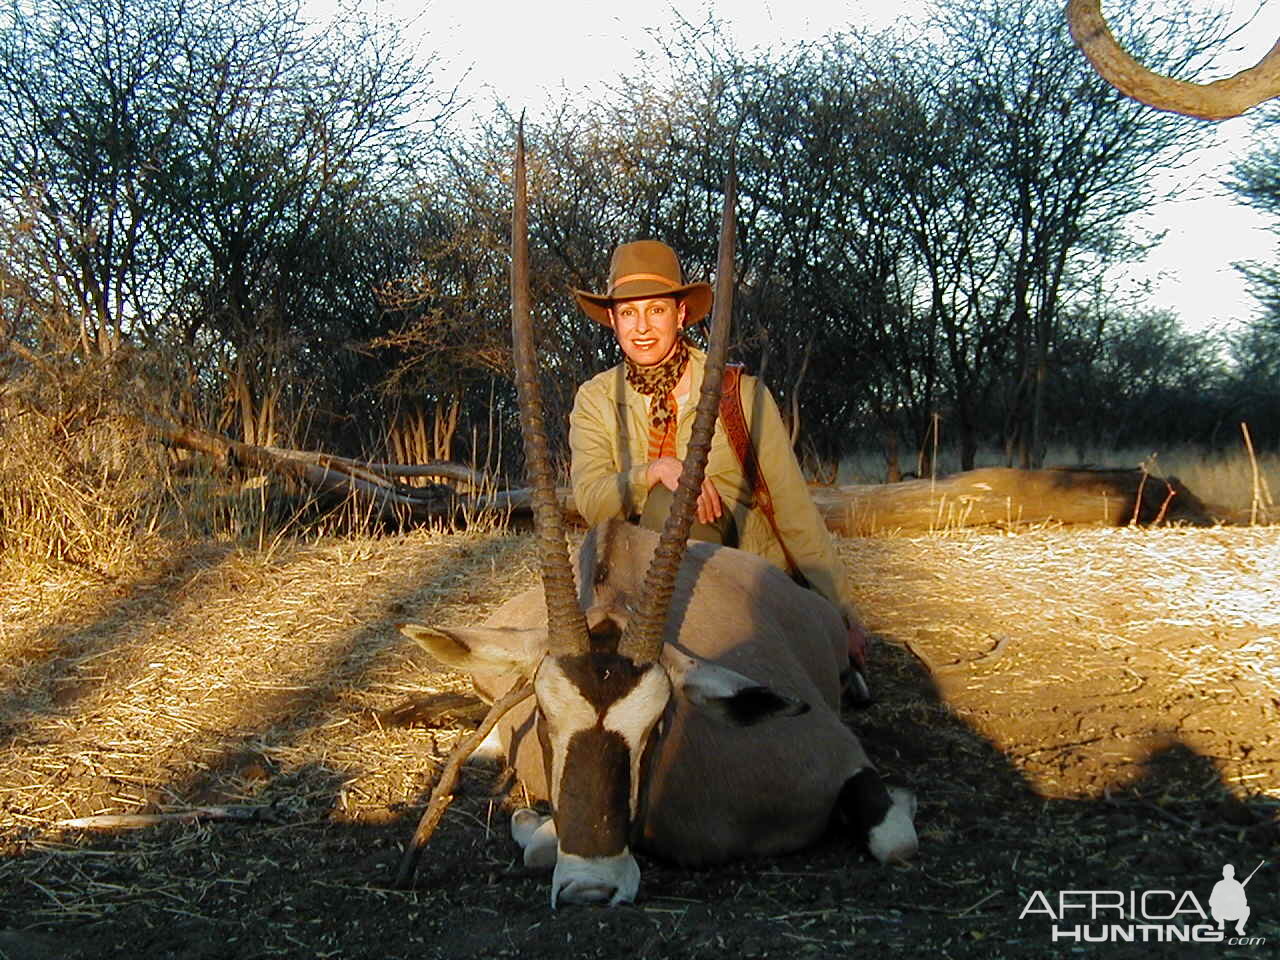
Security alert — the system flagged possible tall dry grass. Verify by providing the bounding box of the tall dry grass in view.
[0,348,302,578]
[0,348,515,580]
[0,350,175,579]
[1150,445,1275,521]
[4,338,1273,585]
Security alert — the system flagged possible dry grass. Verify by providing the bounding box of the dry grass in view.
[840,526,1280,800]
[1163,447,1279,521]
[0,356,514,596]
[0,528,538,837]
[0,524,1276,958]
[1,357,1276,954]
[0,366,172,576]
[1,524,1274,836]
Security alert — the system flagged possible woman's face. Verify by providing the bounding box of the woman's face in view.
[609,296,686,366]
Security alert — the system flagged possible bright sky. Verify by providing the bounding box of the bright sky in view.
[317,0,1280,335]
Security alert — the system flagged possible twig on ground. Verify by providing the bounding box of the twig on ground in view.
[394,680,533,888]
[55,805,278,830]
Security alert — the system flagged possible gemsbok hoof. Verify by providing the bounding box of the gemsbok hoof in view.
[868,787,918,865]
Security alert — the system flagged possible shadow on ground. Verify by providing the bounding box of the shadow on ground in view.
[0,537,1275,960]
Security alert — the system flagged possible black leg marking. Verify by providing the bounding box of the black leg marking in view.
[835,767,893,844]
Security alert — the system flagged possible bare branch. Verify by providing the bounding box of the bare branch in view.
[394,681,534,888]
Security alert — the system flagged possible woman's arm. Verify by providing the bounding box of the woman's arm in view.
[568,382,649,524]
[745,378,852,612]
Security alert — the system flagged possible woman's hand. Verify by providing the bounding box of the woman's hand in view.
[645,457,723,526]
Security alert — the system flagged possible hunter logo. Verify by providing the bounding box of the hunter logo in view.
[1019,861,1267,946]
[1211,862,1263,937]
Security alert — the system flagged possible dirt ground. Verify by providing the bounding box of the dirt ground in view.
[0,525,1276,959]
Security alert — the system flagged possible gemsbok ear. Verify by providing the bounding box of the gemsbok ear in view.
[399,623,543,675]
[661,648,809,726]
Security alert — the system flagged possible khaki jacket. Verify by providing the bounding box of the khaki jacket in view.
[568,346,851,613]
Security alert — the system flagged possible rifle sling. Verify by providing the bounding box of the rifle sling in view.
[719,364,806,584]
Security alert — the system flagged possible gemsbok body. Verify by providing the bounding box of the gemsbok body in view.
[403,518,917,905]
[397,127,916,907]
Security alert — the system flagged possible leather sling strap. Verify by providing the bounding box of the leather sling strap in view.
[719,364,804,581]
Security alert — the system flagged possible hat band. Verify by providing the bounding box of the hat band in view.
[609,273,680,296]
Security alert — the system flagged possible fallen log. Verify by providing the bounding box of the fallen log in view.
[150,420,1221,536]
[153,421,467,524]
[493,467,1217,534]
[808,467,1216,536]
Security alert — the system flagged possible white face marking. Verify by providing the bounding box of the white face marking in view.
[532,658,671,816]
[552,849,641,908]
[532,660,599,811]
[602,667,671,817]
[511,811,642,906]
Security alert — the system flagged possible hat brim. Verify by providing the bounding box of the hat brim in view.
[572,280,713,328]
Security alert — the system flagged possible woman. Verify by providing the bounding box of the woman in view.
[568,240,871,701]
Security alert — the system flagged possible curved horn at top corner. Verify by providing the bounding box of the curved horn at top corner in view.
[510,120,590,656]
[620,158,738,665]
[1066,0,1280,121]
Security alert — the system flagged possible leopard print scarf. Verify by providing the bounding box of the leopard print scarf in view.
[624,337,690,431]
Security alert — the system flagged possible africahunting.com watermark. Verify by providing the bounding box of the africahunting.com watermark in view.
[1020,861,1267,946]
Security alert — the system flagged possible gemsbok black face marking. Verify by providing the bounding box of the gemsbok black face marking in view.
[396,123,917,907]
[534,653,669,852]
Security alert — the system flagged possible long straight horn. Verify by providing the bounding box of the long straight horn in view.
[619,160,737,664]
[510,120,589,655]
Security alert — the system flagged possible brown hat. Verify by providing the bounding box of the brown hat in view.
[572,240,713,327]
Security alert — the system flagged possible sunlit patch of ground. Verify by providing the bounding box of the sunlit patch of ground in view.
[0,525,1275,958]
[840,527,1280,802]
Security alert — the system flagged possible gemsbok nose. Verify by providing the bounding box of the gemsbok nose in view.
[555,879,616,906]
[550,851,641,908]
